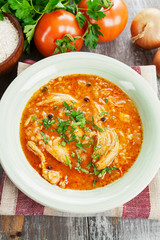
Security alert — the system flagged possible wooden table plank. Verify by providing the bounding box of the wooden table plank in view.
[0,0,160,239]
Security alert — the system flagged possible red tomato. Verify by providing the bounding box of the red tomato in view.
[78,0,128,42]
[34,10,84,57]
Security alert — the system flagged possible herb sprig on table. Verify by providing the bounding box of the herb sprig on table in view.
[0,0,113,53]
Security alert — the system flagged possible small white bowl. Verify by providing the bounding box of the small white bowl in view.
[0,52,160,214]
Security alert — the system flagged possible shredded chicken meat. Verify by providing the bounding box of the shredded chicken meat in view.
[27,141,61,185]
[93,129,119,170]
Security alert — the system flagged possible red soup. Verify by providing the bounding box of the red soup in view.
[20,74,143,190]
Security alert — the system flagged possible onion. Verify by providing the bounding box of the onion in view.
[23,59,36,65]
[131,8,160,49]
[153,49,160,77]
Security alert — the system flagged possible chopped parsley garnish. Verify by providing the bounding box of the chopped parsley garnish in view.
[65,155,72,169]
[105,99,108,103]
[112,165,118,170]
[112,116,116,120]
[42,118,55,129]
[53,105,57,110]
[61,141,66,147]
[40,131,48,144]
[86,161,92,168]
[92,163,100,175]
[69,133,78,142]
[76,143,87,152]
[91,153,101,159]
[86,120,92,123]
[36,141,38,145]
[76,150,81,162]
[116,135,119,142]
[63,101,71,110]
[57,118,70,134]
[82,134,87,140]
[104,127,107,131]
[92,116,104,132]
[99,111,109,117]
[71,152,75,157]
[74,150,82,169]
[93,179,98,187]
[94,144,102,151]
[78,167,89,173]
[32,115,37,120]
[84,127,91,131]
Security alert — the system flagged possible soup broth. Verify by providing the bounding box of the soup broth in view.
[20,74,143,190]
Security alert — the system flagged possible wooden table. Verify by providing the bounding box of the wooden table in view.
[0,0,160,239]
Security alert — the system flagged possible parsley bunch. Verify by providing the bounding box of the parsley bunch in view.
[0,0,113,53]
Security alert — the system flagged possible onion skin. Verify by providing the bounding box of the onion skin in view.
[131,8,160,49]
[153,49,160,77]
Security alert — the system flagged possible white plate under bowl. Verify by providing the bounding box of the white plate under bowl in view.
[0,52,160,214]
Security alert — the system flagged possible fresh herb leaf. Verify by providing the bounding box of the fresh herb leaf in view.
[75,11,86,28]
[65,155,72,169]
[32,115,37,120]
[116,135,119,142]
[53,34,81,54]
[69,133,78,142]
[93,124,104,132]
[53,105,57,110]
[8,0,33,20]
[85,24,103,49]
[71,152,75,157]
[78,167,89,173]
[0,9,4,20]
[61,141,66,146]
[82,134,87,140]
[91,153,101,159]
[86,0,106,21]
[76,143,87,152]
[24,23,37,44]
[112,116,116,120]
[40,131,48,144]
[105,98,108,103]
[42,118,55,129]
[86,120,91,123]
[43,0,60,13]
[93,179,98,187]
[76,150,81,161]
[86,161,92,168]
[112,165,118,170]
[57,118,70,135]
[92,116,104,132]
[94,144,102,151]
[63,101,71,110]
[99,111,109,117]
[84,127,91,131]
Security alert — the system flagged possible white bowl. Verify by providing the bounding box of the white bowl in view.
[1,52,160,214]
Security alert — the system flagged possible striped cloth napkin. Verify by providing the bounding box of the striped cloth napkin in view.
[0,62,159,219]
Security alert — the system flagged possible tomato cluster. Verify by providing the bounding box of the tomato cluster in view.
[34,0,128,57]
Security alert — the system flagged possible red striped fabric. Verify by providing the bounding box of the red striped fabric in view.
[122,66,151,219]
[122,186,151,218]
[15,190,44,215]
